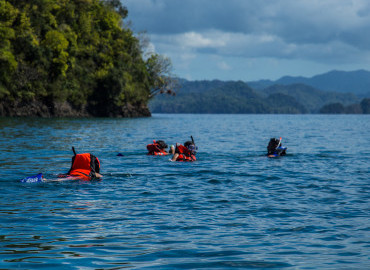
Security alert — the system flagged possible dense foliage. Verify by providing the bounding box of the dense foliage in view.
[0,0,169,116]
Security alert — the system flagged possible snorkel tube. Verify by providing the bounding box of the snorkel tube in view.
[276,137,282,149]
[269,137,287,157]
[189,136,198,154]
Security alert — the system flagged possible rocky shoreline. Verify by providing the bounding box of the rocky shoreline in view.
[0,100,151,118]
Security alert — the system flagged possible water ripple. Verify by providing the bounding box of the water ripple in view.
[0,115,369,269]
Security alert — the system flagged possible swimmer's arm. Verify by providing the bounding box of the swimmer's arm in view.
[170,153,179,162]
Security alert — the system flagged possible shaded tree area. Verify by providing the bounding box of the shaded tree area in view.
[361,98,370,113]
[0,0,171,117]
[319,98,370,114]
[265,93,308,114]
[319,103,346,114]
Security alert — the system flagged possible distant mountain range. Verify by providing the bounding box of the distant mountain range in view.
[149,70,370,114]
[248,69,370,96]
[260,84,359,112]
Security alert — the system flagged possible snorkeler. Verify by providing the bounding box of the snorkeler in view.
[267,137,287,157]
[171,137,198,162]
[58,147,102,180]
[147,140,169,155]
[21,147,102,183]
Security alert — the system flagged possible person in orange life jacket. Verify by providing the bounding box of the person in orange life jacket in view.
[171,140,197,161]
[58,148,102,180]
[147,140,169,155]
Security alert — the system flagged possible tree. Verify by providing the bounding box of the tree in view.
[0,0,18,98]
[0,0,173,117]
[146,54,178,98]
[360,98,370,114]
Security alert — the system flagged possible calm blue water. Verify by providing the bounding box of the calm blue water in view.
[0,114,369,269]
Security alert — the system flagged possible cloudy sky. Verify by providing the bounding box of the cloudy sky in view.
[124,0,370,81]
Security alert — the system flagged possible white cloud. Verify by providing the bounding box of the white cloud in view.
[152,30,368,64]
[125,0,370,80]
[175,32,225,49]
[127,0,370,50]
[217,61,231,71]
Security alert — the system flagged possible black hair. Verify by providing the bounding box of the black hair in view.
[184,141,193,148]
[267,138,280,155]
[156,140,168,149]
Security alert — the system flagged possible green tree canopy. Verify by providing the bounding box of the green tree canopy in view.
[0,0,172,116]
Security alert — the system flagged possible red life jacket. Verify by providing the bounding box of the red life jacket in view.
[175,144,196,162]
[67,153,100,181]
[147,141,168,156]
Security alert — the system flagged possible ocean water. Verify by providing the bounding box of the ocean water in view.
[0,114,369,269]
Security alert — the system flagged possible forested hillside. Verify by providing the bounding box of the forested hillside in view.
[0,0,170,117]
[149,80,308,114]
[261,84,359,112]
[149,79,370,114]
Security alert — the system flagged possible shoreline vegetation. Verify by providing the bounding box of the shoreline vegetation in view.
[0,0,173,117]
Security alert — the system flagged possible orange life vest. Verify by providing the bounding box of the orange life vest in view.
[147,141,168,156]
[67,153,100,181]
[175,144,196,162]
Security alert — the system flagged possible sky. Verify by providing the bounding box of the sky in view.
[124,0,370,81]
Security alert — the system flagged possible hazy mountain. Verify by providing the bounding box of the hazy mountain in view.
[150,70,369,114]
[248,70,370,95]
[150,80,307,114]
[261,84,359,112]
